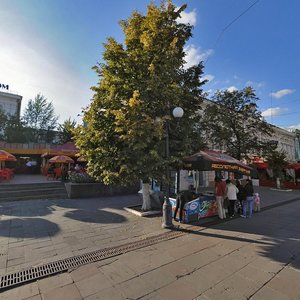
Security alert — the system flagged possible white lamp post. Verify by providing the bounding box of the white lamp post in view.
[162,106,184,229]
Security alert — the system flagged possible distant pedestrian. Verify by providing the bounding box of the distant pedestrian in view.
[215,177,226,219]
[236,180,246,214]
[225,179,239,218]
[253,193,261,212]
[241,179,254,218]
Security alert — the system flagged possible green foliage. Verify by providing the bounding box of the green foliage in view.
[22,93,59,142]
[57,118,76,144]
[201,87,274,160]
[74,1,206,186]
[0,108,8,140]
[0,108,30,142]
[4,115,31,143]
[266,149,288,179]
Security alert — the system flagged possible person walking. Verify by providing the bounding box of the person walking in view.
[174,189,194,223]
[215,177,226,219]
[236,180,246,214]
[225,179,239,218]
[241,179,254,218]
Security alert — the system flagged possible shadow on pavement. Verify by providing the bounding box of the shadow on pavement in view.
[173,200,300,270]
[0,204,56,217]
[64,209,127,224]
[55,194,140,211]
[0,218,60,238]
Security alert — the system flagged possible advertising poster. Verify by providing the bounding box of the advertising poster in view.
[170,196,217,223]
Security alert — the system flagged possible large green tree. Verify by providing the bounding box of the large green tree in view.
[266,149,288,188]
[4,115,30,143]
[23,93,59,143]
[57,118,76,144]
[201,87,274,160]
[74,1,206,210]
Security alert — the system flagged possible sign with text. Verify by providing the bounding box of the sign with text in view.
[0,83,9,90]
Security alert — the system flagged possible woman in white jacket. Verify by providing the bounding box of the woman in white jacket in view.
[225,179,239,218]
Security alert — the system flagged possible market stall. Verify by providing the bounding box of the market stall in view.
[169,150,253,223]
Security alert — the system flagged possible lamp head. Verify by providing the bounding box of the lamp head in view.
[172,107,184,118]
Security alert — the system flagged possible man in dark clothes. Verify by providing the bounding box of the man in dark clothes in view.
[174,189,195,223]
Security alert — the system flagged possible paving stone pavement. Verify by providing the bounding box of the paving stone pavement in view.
[0,194,166,275]
[0,186,300,299]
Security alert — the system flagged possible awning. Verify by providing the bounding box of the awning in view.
[41,142,79,157]
[252,162,269,169]
[183,149,252,176]
[287,164,300,170]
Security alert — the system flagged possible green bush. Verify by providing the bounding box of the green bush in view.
[68,172,96,183]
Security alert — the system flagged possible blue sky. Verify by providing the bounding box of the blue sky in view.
[0,0,299,129]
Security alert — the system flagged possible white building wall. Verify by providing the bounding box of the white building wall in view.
[0,91,22,117]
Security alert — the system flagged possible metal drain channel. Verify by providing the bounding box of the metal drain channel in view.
[3,197,299,292]
[0,229,185,291]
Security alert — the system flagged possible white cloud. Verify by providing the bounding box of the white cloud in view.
[203,74,215,82]
[176,8,197,26]
[261,107,288,117]
[0,10,92,124]
[288,124,300,129]
[184,45,213,69]
[270,89,295,99]
[246,80,265,88]
[227,86,238,92]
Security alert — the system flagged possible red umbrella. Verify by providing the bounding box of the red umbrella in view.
[0,150,17,161]
[49,155,74,164]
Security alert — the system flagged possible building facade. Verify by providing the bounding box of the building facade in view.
[0,90,22,117]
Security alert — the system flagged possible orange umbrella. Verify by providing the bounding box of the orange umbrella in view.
[0,150,17,161]
[49,155,74,164]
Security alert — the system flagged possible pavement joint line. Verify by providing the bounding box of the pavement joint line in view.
[0,195,299,292]
[134,234,258,300]
[247,253,297,299]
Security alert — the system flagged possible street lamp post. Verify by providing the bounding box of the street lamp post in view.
[162,107,184,229]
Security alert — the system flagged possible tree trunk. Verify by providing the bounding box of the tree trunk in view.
[141,182,151,211]
[276,177,281,189]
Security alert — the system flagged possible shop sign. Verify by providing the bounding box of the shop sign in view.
[0,83,9,90]
[211,163,251,175]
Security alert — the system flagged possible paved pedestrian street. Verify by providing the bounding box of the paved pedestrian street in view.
[0,187,300,299]
[0,194,165,275]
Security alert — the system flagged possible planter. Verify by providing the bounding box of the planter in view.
[65,182,139,199]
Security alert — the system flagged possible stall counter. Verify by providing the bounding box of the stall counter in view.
[170,193,217,223]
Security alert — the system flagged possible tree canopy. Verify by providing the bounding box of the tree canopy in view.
[22,93,59,143]
[74,1,206,186]
[201,87,274,160]
[266,149,288,179]
[57,118,76,144]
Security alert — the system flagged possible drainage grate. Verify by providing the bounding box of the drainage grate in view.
[0,229,185,291]
[3,197,299,291]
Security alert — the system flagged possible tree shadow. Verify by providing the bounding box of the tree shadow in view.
[64,209,127,224]
[0,203,56,217]
[0,218,60,238]
[54,194,141,211]
[172,200,300,270]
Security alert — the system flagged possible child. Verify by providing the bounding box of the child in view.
[254,193,261,212]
